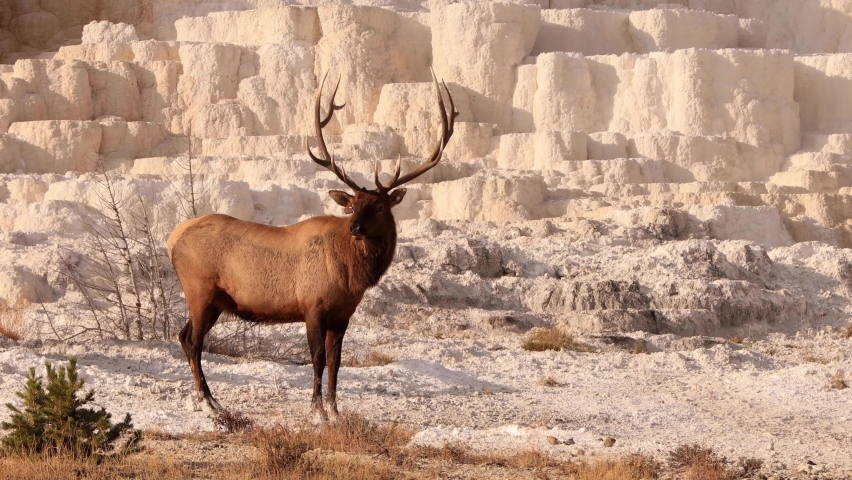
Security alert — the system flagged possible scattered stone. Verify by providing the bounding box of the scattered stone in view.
[546,435,559,445]
[603,436,616,447]
[184,396,200,412]
[563,438,575,445]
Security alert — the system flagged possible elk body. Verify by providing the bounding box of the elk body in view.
[167,71,457,419]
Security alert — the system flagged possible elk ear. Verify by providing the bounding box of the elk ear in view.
[388,188,407,207]
[329,190,354,213]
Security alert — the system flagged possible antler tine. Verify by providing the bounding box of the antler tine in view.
[442,79,459,144]
[306,71,365,192]
[330,149,361,191]
[320,76,346,128]
[383,67,456,191]
[306,71,332,166]
[374,154,402,193]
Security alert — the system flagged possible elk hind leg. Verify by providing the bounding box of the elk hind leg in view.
[180,296,223,411]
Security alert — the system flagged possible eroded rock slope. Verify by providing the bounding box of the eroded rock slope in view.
[1,1,852,341]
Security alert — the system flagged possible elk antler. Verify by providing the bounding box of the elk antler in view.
[306,72,366,192]
[374,68,459,193]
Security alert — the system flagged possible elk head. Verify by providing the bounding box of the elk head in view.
[305,70,458,239]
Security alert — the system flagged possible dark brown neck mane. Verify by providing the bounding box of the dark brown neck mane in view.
[343,217,398,292]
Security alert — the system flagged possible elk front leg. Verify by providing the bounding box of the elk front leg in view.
[305,314,328,422]
[325,320,349,421]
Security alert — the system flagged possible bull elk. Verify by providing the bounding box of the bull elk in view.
[167,70,457,419]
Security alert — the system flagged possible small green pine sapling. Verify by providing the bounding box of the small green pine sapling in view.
[1,356,136,458]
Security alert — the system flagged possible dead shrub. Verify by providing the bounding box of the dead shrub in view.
[668,444,728,480]
[0,297,28,341]
[803,354,830,365]
[251,412,414,478]
[830,370,848,390]
[537,376,562,387]
[736,456,764,477]
[668,444,762,480]
[212,409,257,433]
[523,327,594,353]
[344,349,395,368]
[204,320,310,363]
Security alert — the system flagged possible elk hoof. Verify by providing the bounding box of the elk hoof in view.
[311,408,329,425]
[202,396,223,412]
[327,406,341,423]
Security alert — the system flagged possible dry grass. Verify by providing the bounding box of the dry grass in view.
[522,327,595,353]
[842,324,852,339]
[564,454,660,479]
[668,444,762,480]
[0,444,666,480]
[344,349,396,368]
[1,417,762,480]
[409,446,660,479]
[0,454,199,480]
[407,443,556,469]
[803,354,831,365]
[830,370,848,390]
[141,428,230,443]
[728,335,743,344]
[0,297,28,342]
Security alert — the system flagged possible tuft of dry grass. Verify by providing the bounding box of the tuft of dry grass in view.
[344,349,396,368]
[0,297,28,342]
[251,412,415,479]
[522,327,594,353]
[564,454,660,479]
[537,376,562,387]
[407,444,555,470]
[830,370,848,390]
[842,324,852,339]
[728,335,743,344]
[668,444,763,480]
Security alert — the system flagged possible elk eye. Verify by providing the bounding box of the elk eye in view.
[376,205,384,213]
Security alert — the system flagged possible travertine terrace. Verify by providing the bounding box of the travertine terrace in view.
[1,0,852,477]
